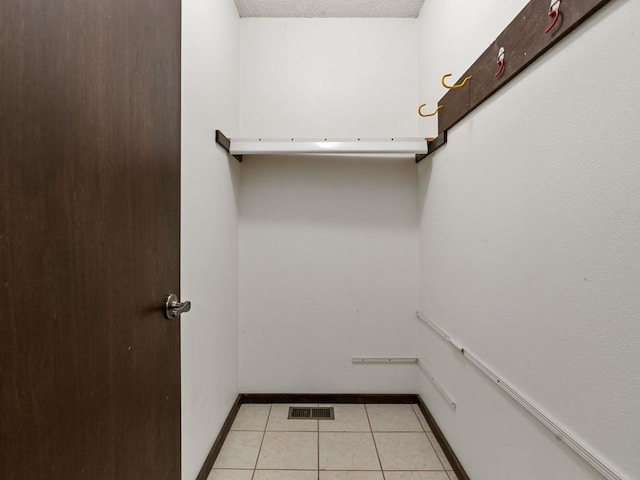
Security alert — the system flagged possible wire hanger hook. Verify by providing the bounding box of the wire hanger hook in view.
[545,0,562,34]
[495,47,505,78]
[441,73,472,90]
[418,104,442,118]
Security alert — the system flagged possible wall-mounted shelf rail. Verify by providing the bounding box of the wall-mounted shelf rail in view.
[351,355,457,409]
[216,130,428,162]
[417,0,611,163]
[439,0,610,135]
[416,311,627,480]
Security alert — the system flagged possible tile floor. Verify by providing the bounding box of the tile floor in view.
[208,404,460,480]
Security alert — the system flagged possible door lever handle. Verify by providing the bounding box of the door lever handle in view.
[164,293,191,319]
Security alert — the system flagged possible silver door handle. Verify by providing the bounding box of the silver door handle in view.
[164,293,191,319]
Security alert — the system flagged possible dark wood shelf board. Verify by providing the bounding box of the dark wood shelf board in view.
[417,132,448,163]
[438,0,611,134]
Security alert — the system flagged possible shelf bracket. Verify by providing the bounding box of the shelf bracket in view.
[215,130,243,163]
[416,131,448,163]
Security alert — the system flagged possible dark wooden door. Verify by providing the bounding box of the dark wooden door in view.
[0,1,181,479]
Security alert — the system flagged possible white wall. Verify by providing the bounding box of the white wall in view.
[181,0,240,478]
[239,19,419,138]
[416,1,640,479]
[238,19,420,393]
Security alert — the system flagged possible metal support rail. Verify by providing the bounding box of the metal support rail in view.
[416,359,457,410]
[416,311,626,480]
[351,356,456,409]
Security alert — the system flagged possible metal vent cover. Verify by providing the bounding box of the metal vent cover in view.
[288,407,334,420]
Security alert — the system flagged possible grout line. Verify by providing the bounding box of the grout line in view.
[424,431,448,471]
[250,404,272,480]
[252,469,318,472]
[317,419,320,480]
[411,404,430,434]
[219,468,448,472]
[232,429,273,432]
[209,468,254,470]
[260,432,320,433]
[410,404,432,433]
[412,404,448,471]
[370,429,424,433]
[251,468,318,471]
[364,404,386,480]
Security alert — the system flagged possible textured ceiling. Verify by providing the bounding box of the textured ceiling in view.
[234,0,426,18]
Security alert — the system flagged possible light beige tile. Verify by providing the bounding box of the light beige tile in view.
[253,470,317,480]
[266,404,318,431]
[319,432,380,471]
[365,404,422,432]
[319,404,370,432]
[232,404,271,431]
[257,431,318,470]
[427,433,452,470]
[374,432,443,471]
[207,470,254,480]
[385,473,450,480]
[320,472,384,480]
[213,431,263,469]
[411,404,432,432]
[447,471,459,480]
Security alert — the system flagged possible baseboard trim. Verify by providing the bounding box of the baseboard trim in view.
[196,393,469,480]
[195,395,243,480]
[240,393,418,404]
[416,396,470,480]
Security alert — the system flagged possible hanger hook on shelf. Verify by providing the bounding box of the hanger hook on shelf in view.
[495,47,505,78]
[418,104,443,118]
[441,73,473,90]
[545,0,562,34]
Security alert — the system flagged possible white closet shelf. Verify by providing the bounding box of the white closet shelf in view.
[231,137,428,155]
[215,130,429,163]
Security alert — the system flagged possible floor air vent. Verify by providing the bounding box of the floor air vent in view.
[288,407,334,420]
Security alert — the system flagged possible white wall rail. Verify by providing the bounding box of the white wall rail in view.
[351,356,419,364]
[416,359,457,410]
[416,311,627,480]
[351,356,457,409]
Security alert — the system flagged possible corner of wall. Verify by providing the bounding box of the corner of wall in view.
[181,0,241,478]
[415,1,639,479]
